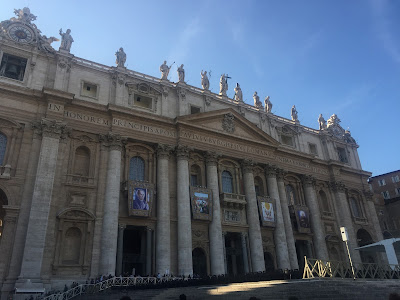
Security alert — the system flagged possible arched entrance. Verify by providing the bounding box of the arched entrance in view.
[264,252,274,271]
[357,229,376,263]
[0,188,8,242]
[192,247,207,277]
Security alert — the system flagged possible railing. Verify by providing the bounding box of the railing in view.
[41,276,181,300]
[303,257,400,280]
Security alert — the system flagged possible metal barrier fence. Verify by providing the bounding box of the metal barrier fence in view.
[302,257,400,280]
[41,276,181,300]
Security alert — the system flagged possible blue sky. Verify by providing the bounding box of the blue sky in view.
[1,0,399,176]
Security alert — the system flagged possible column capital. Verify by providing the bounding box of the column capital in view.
[302,175,316,188]
[99,132,126,151]
[265,165,278,178]
[157,143,173,159]
[276,168,287,181]
[329,181,346,192]
[241,159,254,174]
[176,144,190,160]
[32,119,69,139]
[205,151,220,166]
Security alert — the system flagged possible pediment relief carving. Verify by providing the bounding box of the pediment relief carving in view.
[57,207,95,221]
[177,109,279,146]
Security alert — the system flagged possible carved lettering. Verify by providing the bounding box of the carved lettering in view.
[112,118,176,137]
[63,110,110,126]
[48,103,63,113]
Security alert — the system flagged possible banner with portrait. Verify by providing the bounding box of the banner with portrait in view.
[294,206,311,233]
[128,181,154,217]
[190,187,212,221]
[257,196,276,227]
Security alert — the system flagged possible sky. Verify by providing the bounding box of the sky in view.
[1,0,399,176]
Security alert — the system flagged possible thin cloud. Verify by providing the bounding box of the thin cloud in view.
[328,83,376,112]
[167,17,202,81]
[370,0,400,63]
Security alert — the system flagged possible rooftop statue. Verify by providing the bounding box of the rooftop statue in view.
[219,74,229,96]
[327,114,341,127]
[59,28,74,52]
[39,35,59,53]
[115,47,126,68]
[201,70,209,90]
[264,96,272,113]
[291,105,298,122]
[234,83,243,102]
[13,7,36,24]
[160,60,173,80]
[177,64,185,82]
[253,91,262,109]
[318,114,327,130]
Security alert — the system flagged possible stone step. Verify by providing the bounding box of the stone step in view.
[73,279,400,300]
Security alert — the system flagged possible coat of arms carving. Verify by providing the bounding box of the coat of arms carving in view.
[222,113,235,133]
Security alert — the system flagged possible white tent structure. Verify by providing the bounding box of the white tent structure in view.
[355,238,400,267]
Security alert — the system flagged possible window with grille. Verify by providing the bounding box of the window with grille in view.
[350,197,362,218]
[129,156,145,181]
[0,133,7,165]
[222,171,233,193]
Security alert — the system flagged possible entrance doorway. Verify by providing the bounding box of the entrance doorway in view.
[192,247,207,277]
[225,232,245,275]
[264,252,275,271]
[296,240,312,270]
[122,226,147,276]
[357,229,376,263]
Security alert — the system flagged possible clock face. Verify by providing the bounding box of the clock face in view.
[8,24,35,44]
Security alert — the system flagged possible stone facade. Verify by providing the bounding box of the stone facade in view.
[0,8,382,299]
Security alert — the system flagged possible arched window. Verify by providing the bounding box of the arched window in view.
[190,164,202,186]
[254,176,264,197]
[129,156,145,181]
[319,190,330,212]
[350,197,362,218]
[62,227,82,264]
[0,133,7,166]
[222,171,233,193]
[73,146,90,176]
[286,184,297,205]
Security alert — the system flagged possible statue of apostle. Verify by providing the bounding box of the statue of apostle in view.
[115,47,126,68]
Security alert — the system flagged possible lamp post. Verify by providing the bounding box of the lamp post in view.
[340,227,356,280]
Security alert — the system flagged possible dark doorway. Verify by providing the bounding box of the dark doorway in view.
[296,240,312,270]
[264,252,275,271]
[123,226,146,276]
[357,229,376,263]
[192,247,207,277]
[225,232,244,275]
[0,188,8,242]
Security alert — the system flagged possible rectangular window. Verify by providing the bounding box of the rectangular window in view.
[190,174,198,187]
[308,143,318,156]
[395,187,400,196]
[81,82,98,98]
[190,105,201,114]
[392,175,400,183]
[337,147,348,163]
[281,135,294,147]
[368,184,373,191]
[382,191,390,199]
[378,179,386,186]
[0,53,27,81]
[132,94,152,109]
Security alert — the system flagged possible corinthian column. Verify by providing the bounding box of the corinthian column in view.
[206,152,225,275]
[176,145,193,276]
[156,144,172,274]
[276,169,299,270]
[18,119,67,285]
[330,181,361,265]
[242,160,265,272]
[99,133,125,276]
[265,166,291,270]
[302,175,329,261]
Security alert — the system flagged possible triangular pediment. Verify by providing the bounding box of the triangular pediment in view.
[176,108,279,146]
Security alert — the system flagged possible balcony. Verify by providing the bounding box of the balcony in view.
[220,192,246,209]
